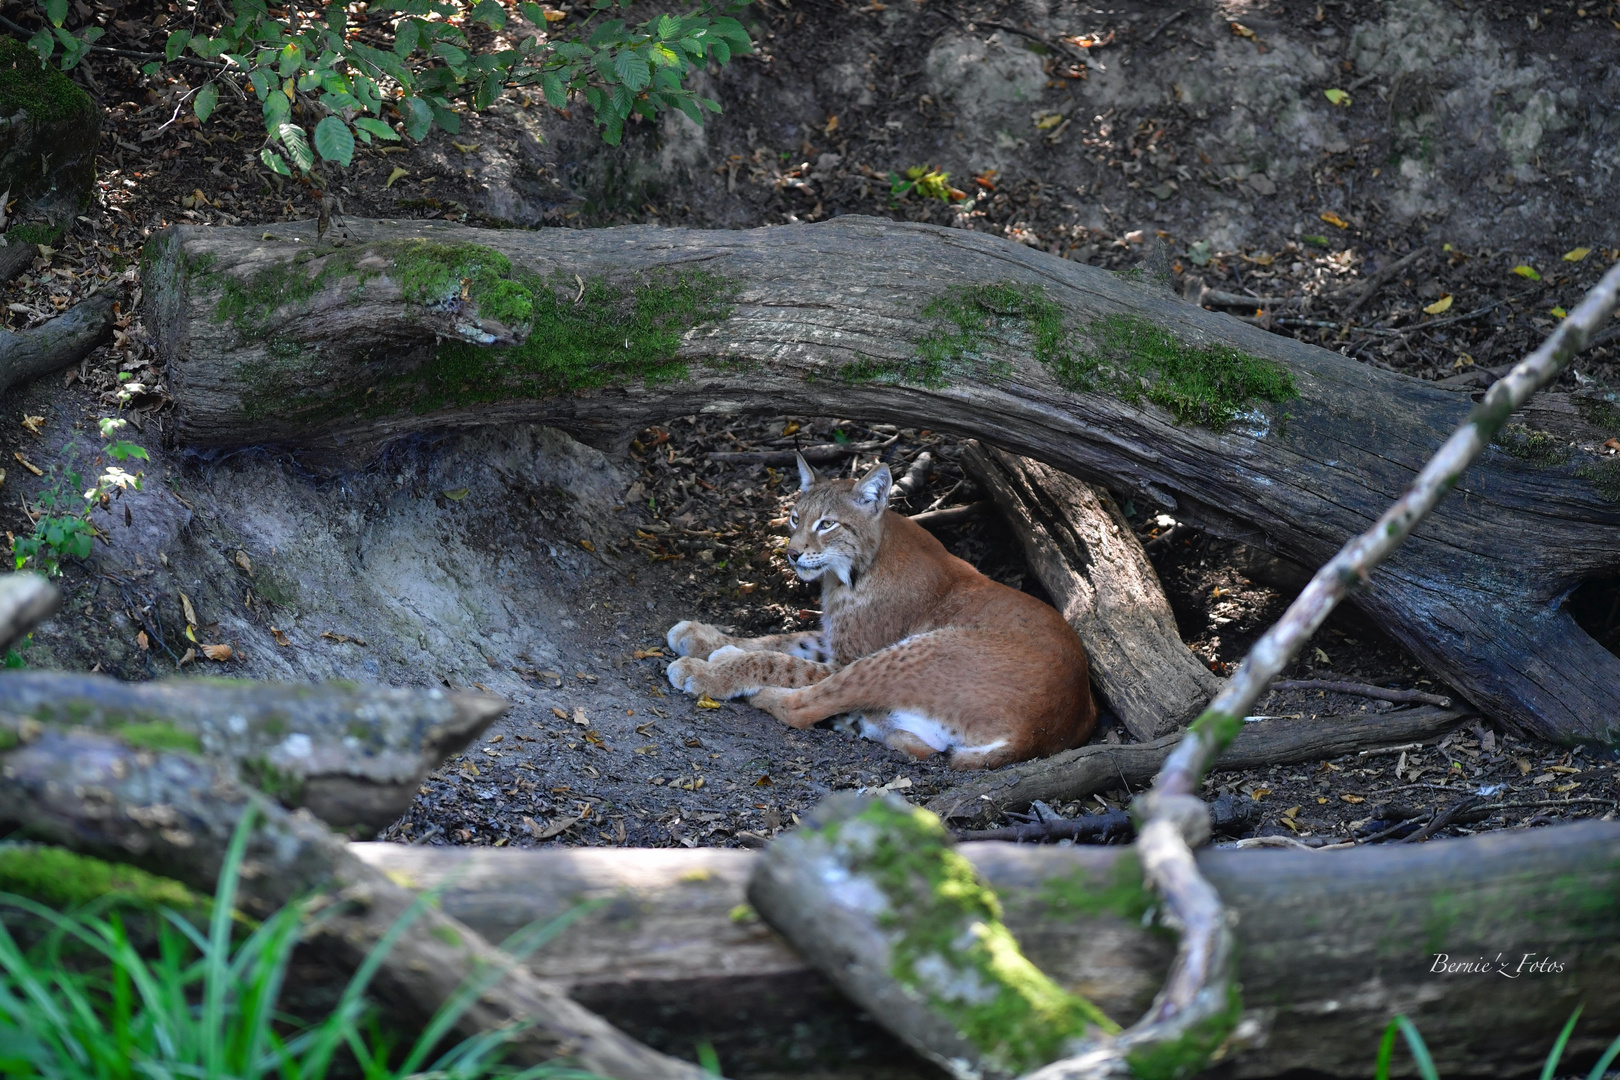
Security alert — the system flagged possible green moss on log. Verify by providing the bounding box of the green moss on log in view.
[823,797,1117,1075]
[239,754,306,804]
[1493,424,1569,466]
[204,238,737,423]
[1575,458,1620,502]
[1123,982,1244,1080]
[1038,850,1158,925]
[0,37,94,125]
[0,843,206,916]
[867,283,1294,429]
[112,721,203,755]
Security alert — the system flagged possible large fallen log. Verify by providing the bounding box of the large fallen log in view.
[0,670,504,834]
[0,718,713,1080]
[354,821,1620,1079]
[959,440,1218,740]
[140,218,1620,745]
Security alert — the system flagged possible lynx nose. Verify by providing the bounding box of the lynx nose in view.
[785,547,803,562]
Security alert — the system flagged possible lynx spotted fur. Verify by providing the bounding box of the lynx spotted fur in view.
[665,456,1096,769]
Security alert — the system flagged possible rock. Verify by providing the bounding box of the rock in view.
[0,37,99,262]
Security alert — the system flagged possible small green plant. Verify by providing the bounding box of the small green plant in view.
[21,0,751,173]
[0,806,604,1080]
[889,165,967,204]
[12,412,148,577]
[1375,1009,1620,1080]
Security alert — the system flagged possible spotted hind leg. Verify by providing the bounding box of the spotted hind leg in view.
[668,646,834,700]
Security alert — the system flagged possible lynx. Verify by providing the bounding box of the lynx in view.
[665,455,1096,769]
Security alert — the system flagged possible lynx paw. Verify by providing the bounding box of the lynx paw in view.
[667,648,755,699]
[667,620,729,659]
[666,656,707,693]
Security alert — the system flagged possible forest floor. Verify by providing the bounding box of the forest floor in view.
[0,0,1616,851]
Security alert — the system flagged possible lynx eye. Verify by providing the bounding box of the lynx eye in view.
[814,518,838,534]
[789,512,799,528]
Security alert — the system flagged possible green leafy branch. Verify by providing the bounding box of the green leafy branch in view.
[12,391,148,577]
[25,0,751,178]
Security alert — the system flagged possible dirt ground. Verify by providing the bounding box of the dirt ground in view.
[1,0,1617,852]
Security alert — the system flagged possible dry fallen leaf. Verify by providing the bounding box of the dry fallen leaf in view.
[384,166,409,189]
[1032,111,1065,130]
[1340,793,1365,803]
[1313,647,1331,664]
[696,694,722,709]
[531,814,578,839]
[135,630,149,651]
[270,627,291,646]
[1563,247,1591,262]
[13,453,41,477]
[579,538,595,552]
[1250,787,1270,800]
[572,707,589,726]
[320,630,367,646]
[1512,264,1541,281]
[552,706,569,720]
[451,141,480,153]
[1423,294,1454,315]
[634,744,658,755]
[235,550,254,576]
[179,647,196,665]
[822,114,838,135]
[1229,20,1257,38]
[633,647,665,659]
[1319,210,1350,229]
[442,487,469,501]
[19,415,44,436]
[200,643,233,661]
[180,592,199,627]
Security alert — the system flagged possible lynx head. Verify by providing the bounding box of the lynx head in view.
[783,454,890,586]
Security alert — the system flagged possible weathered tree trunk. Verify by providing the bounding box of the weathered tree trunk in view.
[354,821,1620,1079]
[960,440,1218,740]
[0,670,504,834]
[925,705,1467,829]
[140,217,1620,745]
[0,290,115,397]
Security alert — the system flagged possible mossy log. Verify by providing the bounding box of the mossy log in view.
[0,670,504,834]
[140,217,1620,746]
[0,718,714,1080]
[959,440,1218,740]
[353,820,1620,1079]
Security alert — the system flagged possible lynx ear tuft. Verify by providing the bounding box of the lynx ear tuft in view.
[853,463,892,513]
[796,452,818,492]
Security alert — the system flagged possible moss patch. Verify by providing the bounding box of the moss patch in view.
[1574,394,1620,435]
[239,755,306,805]
[1124,981,1244,1080]
[1493,424,1569,466]
[1038,851,1157,925]
[1575,457,1620,502]
[0,844,206,916]
[208,239,737,424]
[112,721,203,755]
[1068,315,1296,428]
[874,284,1294,429]
[1188,708,1243,754]
[0,37,94,124]
[825,798,1116,1075]
[5,221,65,248]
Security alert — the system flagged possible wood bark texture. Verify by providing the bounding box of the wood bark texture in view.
[925,706,1468,828]
[959,440,1218,739]
[0,290,115,398]
[0,721,716,1080]
[0,670,505,833]
[354,821,1620,1079]
[141,217,1620,745]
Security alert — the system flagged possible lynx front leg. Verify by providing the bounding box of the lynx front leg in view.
[667,620,827,661]
[667,646,834,700]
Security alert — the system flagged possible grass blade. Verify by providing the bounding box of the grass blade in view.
[1396,1016,1442,1080]
[1544,1007,1584,1080]
[1587,1028,1620,1080]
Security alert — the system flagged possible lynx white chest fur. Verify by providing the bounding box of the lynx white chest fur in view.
[665,456,1096,769]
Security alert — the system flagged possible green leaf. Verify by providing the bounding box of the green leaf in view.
[106,441,149,461]
[394,18,419,56]
[354,116,399,141]
[325,2,346,31]
[520,1,545,23]
[613,48,649,91]
[262,89,290,129]
[313,115,354,165]
[1512,264,1542,281]
[279,41,304,76]
[261,145,292,175]
[471,0,506,28]
[249,67,272,99]
[541,70,565,107]
[399,96,433,140]
[601,110,623,144]
[45,0,68,27]
[432,41,468,67]
[278,122,314,171]
[655,14,682,39]
[429,101,461,133]
[193,82,220,122]
[141,59,160,75]
[190,35,224,59]
[473,70,500,110]
[709,38,729,65]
